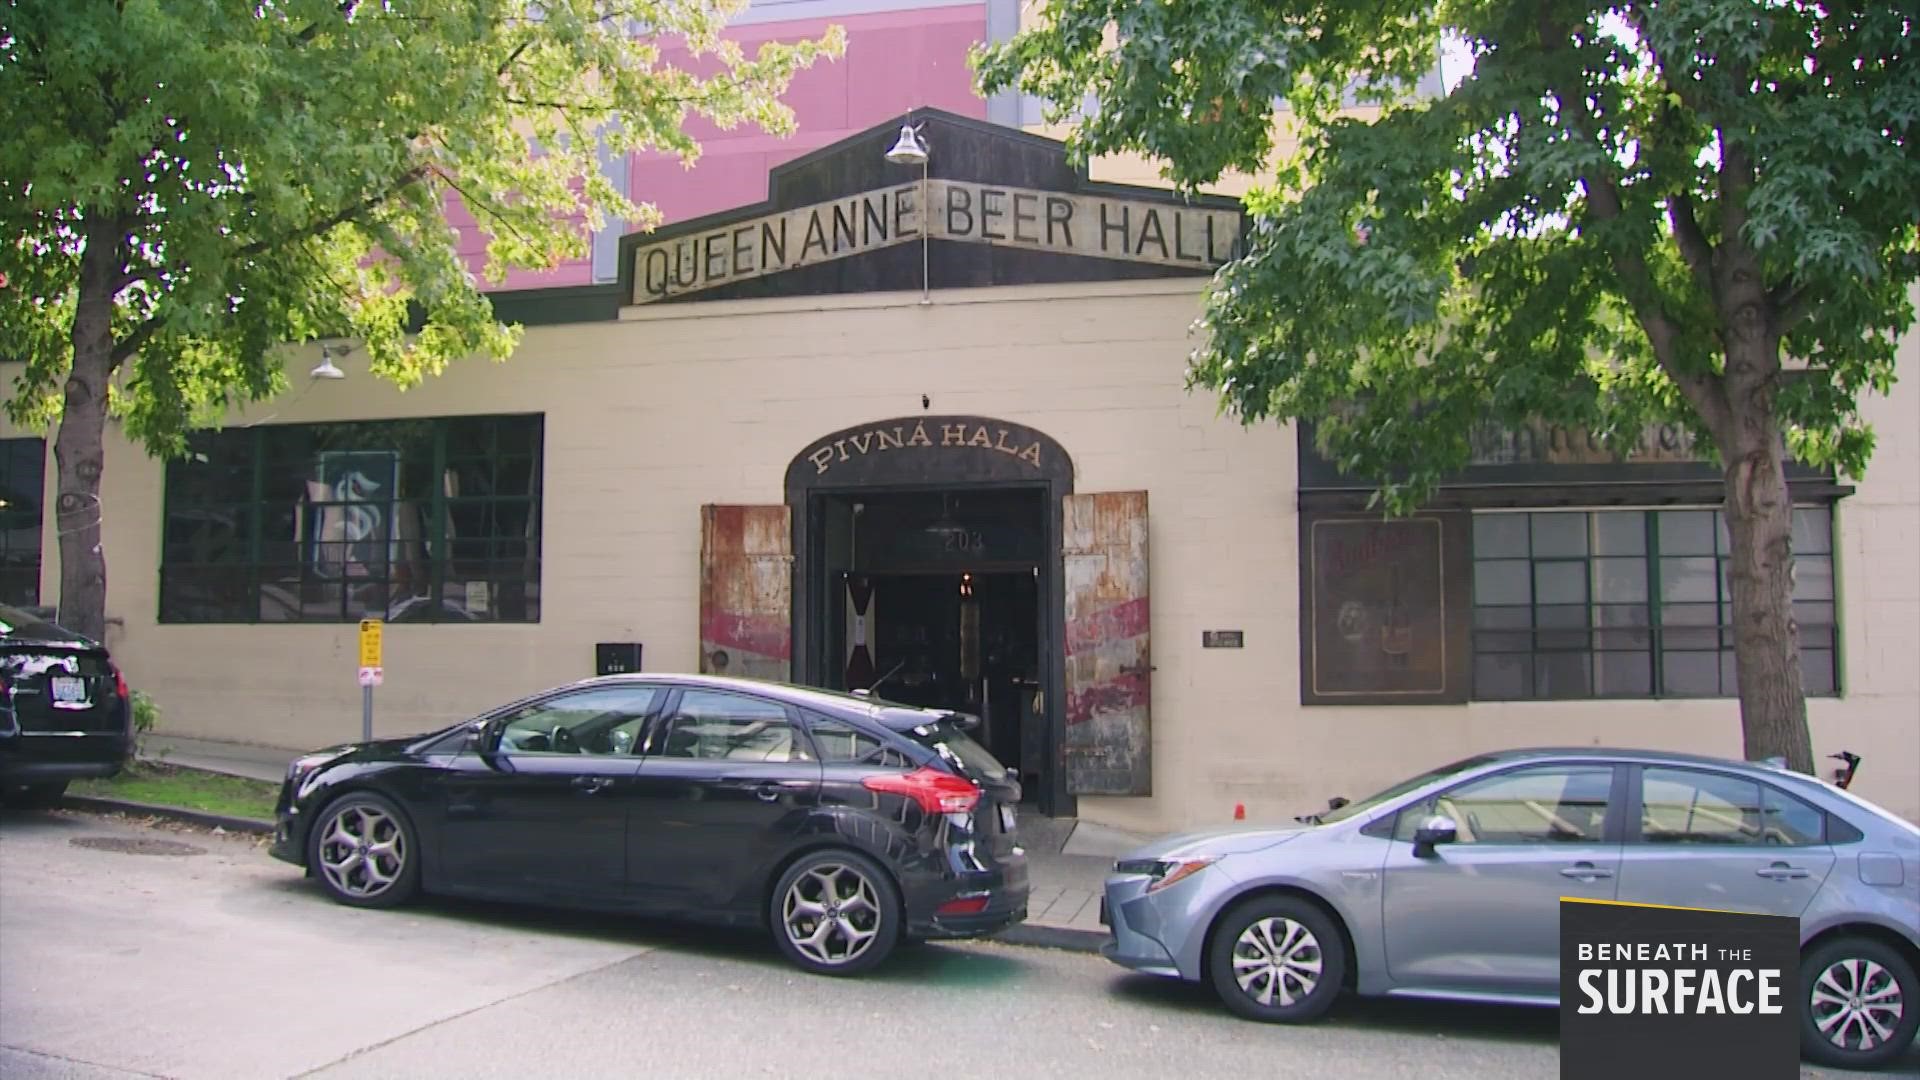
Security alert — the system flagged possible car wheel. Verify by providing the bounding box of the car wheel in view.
[1207,894,1347,1023]
[1800,935,1919,1070]
[306,791,420,909]
[0,780,69,810]
[769,849,901,977]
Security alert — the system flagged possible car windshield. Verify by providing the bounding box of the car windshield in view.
[1310,754,1504,826]
[900,718,1008,785]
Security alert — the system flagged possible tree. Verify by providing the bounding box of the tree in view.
[1,0,843,642]
[975,0,1917,771]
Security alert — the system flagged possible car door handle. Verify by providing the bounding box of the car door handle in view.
[1757,863,1809,880]
[1559,862,1614,880]
[570,776,614,794]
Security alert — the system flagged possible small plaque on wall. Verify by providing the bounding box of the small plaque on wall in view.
[1202,630,1245,649]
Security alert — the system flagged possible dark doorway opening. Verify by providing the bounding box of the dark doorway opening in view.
[812,488,1052,807]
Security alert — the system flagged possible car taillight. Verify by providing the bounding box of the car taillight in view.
[114,670,129,700]
[861,767,981,816]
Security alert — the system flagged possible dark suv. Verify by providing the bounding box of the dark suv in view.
[0,605,132,808]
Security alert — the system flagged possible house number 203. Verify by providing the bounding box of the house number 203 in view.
[942,530,986,552]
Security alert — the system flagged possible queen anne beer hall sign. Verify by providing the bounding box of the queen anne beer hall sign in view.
[620,110,1248,307]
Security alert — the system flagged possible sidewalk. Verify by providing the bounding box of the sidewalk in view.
[136,732,1127,939]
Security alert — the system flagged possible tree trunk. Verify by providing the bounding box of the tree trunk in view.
[1717,385,1814,774]
[53,217,120,645]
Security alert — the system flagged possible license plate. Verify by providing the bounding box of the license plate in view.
[999,804,1017,833]
[50,676,89,706]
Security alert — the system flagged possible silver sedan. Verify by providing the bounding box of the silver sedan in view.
[1099,747,1920,1071]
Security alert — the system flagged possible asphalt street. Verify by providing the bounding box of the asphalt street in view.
[0,810,1909,1080]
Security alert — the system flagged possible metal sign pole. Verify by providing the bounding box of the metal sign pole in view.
[357,618,384,743]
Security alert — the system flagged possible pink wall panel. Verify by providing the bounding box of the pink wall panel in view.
[466,4,988,294]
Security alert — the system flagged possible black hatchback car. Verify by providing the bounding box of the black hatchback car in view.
[271,674,1030,974]
[0,604,132,808]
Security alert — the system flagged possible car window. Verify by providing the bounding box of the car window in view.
[1640,767,1826,846]
[1395,765,1614,844]
[496,686,659,756]
[897,717,1006,783]
[807,715,912,768]
[652,689,813,763]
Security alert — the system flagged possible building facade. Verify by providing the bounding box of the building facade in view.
[3,14,1915,832]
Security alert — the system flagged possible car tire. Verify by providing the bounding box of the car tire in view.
[1799,935,1920,1070]
[769,849,901,977]
[306,791,421,910]
[1206,894,1348,1024]
[0,780,69,810]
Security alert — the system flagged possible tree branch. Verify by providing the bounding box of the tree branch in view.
[1667,193,1716,297]
[108,314,161,368]
[232,163,430,260]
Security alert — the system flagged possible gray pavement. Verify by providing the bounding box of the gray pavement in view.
[4,810,1905,1079]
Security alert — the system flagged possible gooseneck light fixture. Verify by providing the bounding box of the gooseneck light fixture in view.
[885,117,932,304]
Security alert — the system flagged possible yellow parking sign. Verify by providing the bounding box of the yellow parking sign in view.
[358,618,383,668]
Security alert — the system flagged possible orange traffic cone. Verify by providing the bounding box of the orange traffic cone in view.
[1233,803,1246,820]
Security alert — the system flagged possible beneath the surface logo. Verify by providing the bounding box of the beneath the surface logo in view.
[1560,899,1799,1080]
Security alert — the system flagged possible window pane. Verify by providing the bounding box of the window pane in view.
[1662,651,1721,696]
[499,686,658,756]
[807,717,910,768]
[1792,555,1833,601]
[1801,648,1837,696]
[657,690,809,762]
[161,414,542,624]
[1594,651,1652,696]
[1534,561,1587,605]
[1474,514,1531,558]
[1474,559,1531,605]
[1535,653,1593,698]
[1642,768,1763,844]
[1531,513,1589,557]
[1660,556,1720,603]
[1592,558,1647,602]
[1401,766,1614,844]
[1592,511,1646,556]
[1791,507,1832,555]
[1659,511,1717,555]
[1761,786,1826,845]
[1474,654,1529,699]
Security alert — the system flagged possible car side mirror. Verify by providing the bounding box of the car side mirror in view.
[1412,814,1458,859]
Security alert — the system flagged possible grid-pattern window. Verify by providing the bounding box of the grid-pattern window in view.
[0,438,47,607]
[1471,507,1837,700]
[160,415,542,624]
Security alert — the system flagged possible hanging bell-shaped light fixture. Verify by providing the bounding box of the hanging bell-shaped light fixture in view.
[884,122,929,166]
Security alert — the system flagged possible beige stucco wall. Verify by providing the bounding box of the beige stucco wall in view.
[5,276,1916,829]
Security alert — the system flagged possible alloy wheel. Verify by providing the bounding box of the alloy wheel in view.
[782,862,882,968]
[316,803,407,900]
[1810,956,1906,1054]
[1231,916,1324,1008]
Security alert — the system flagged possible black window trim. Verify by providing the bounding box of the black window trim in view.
[157,413,544,625]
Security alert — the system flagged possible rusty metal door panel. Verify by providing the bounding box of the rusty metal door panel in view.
[700,505,794,681]
[1062,491,1151,796]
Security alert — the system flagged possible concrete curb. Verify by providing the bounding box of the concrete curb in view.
[61,794,274,837]
[994,923,1106,954]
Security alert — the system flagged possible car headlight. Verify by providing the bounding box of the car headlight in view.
[1115,856,1218,893]
[287,749,348,786]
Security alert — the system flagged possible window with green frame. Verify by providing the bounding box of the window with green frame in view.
[0,437,47,607]
[1470,507,1838,700]
[160,415,542,624]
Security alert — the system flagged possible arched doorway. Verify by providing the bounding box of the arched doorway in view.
[785,416,1076,817]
